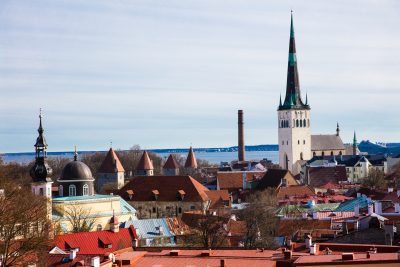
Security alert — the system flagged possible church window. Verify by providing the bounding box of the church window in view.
[300,152,303,160]
[298,140,300,145]
[69,185,76,196]
[83,184,89,196]
[300,120,303,127]
[321,152,325,157]
[303,119,306,127]
[59,185,63,197]
[296,120,299,127]
[286,141,288,145]
[303,140,305,145]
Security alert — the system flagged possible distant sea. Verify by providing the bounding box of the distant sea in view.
[2,150,279,165]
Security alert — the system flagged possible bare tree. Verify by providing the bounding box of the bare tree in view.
[238,188,278,249]
[362,168,386,189]
[180,212,228,248]
[0,176,50,267]
[63,206,97,233]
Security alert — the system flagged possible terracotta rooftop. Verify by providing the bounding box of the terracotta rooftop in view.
[125,249,280,267]
[118,175,210,202]
[307,166,347,188]
[184,146,198,168]
[163,154,180,169]
[277,185,315,200]
[136,151,154,170]
[205,190,230,209]
[54,226,137,255]
[294,252,400,265]
[98,147,125,173]
[217,171,265,190]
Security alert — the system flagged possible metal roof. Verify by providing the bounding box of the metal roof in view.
[122,218,174,239]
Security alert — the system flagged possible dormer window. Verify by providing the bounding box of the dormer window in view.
[152,190,159,200]
[177,190,186,201]
[126,190,134,200]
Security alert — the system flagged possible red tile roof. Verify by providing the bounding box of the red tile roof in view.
[98,148,125,173]
[126,250,278,267]
[277,185,315,200]
[118,175,210,202]
[54,227,137,255]
[184,147,198,168]
[163,154,180,169]
[217,171,265,190]
[294,252,400,265]
[205,190,230,209]
[136,151,154,170]
[307,166,347,188]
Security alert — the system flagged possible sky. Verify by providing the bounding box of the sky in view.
[0,0,399,153]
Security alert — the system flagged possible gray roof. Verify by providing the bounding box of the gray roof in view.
[311,135,345,151]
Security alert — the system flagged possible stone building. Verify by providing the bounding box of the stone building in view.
[96,147,125,193]
[118,175,223,219]
[136,151,154,176]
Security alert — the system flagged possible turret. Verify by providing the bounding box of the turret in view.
[136,151,154,176]
[163,154,180,176]
[353,131,358,156]
[336,123,340,136]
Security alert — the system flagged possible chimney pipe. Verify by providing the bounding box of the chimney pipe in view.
[238,110,245,162]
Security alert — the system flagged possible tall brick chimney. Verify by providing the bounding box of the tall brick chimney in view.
[238,110,245,161]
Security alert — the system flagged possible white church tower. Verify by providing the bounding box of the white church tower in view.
[278,12,311,173]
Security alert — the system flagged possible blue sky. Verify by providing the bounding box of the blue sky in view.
[0,0,399,152]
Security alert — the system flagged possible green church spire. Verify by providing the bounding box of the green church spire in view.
[279,11,309,111]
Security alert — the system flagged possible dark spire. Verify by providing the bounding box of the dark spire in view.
[279,94,282,107]
[278,11,309,111]
[34,109,48,150]
[30,110,52,183]
[353,131,358,155]
[336,122,340,136]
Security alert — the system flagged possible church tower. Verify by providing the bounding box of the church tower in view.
[30,111,53,220]
[278,12,311,173]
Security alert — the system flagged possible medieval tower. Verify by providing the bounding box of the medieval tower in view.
[278,13,311,172]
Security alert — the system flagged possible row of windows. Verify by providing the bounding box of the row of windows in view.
[281,140,306,145]
[59,184,89,197]
[279,119,310,128]
[312,151,343,157]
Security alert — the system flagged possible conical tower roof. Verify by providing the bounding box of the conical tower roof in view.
[98,148,125,173]
[279,12,309,110]
[137,151,154,170]
[185,147,198,168]
[163,154,180,169]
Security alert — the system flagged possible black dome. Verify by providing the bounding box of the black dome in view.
[59,160,94,181]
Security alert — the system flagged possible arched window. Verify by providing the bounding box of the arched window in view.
[280,120,283,128]
[300,152,303,160]
[59,185,63,197]
[96,224,102,231]
[313,152,316,157]
[285,120,288,128]
[300,120,303,127]
[296,120,299,127]
[330,151,334,156]
[298,140,300,145]
[83,184,89,196]
[321,152,325,157]
[69,185,76,196]
[303,140,306,145]
[303,119,306,127]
